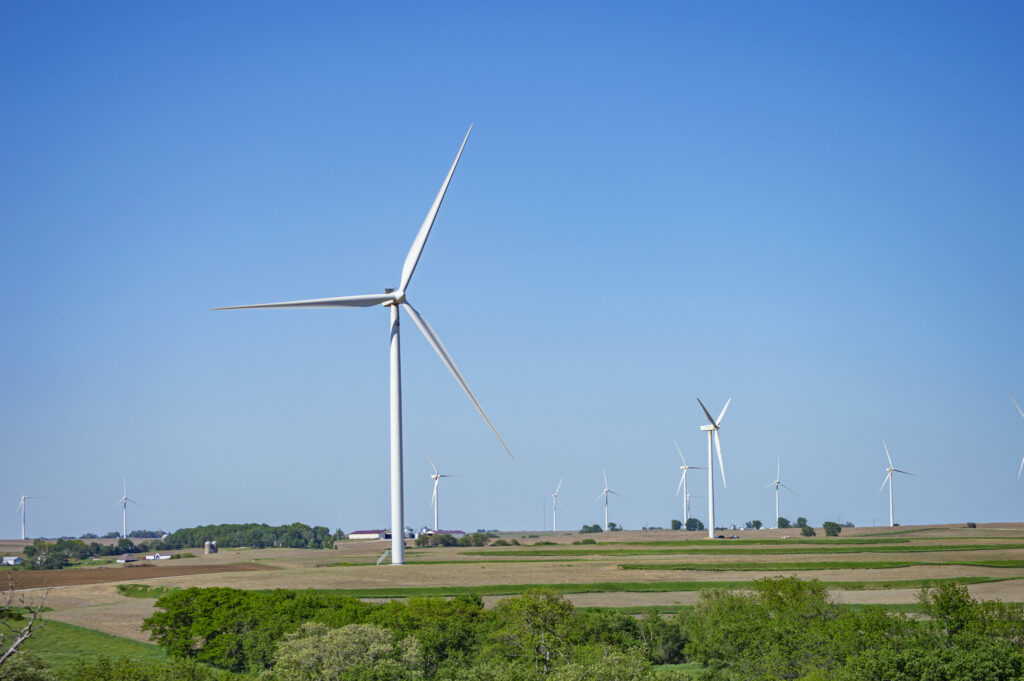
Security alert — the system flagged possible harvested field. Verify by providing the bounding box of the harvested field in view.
[5,561,277,589]
[7,522,1024,644]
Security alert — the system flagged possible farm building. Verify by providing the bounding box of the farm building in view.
[348,529,390,540]
[1,556,22,566]
[115,554,138,564]
[420,529,466,539]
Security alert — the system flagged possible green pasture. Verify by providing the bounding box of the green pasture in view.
[620,559,1024,571]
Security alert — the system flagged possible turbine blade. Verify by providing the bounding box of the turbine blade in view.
[781,483,797,495]
[604,469,608,489]
[1018,456,1024,480]
[676,473,685,496]
[716,398,732,426]
[214,293,393,310]
[764,481,776,489]
[879,473,891,494]
[696,398,716,425]
[402,302,513,459]
[398,126,472,293]
[1009,391,1024,420]
[714,430,727,488]
[894,469,915,477]
[595,491,606,503]
[609,490,625,498]
[555,478,563,495]
[673,439,686,466]
[883,440,893,468]
[128,498,142,506]
[427,453,438,475]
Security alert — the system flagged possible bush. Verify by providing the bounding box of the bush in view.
[795,517,808,528]
[823,522,842,537]
[671,519,682,531]
[685,518,705,531]
[801,526,816,537]
[966,522,977,528]
[579,524,602,534]
[777,517,791,529]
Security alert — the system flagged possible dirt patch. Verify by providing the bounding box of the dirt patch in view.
[5,562,277,589]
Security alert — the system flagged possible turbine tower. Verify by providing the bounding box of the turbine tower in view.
[428,454,454,532]
[879,441,914,527]
[216,128,513,565]
[595,470,622,532]
[551,479,563,532]
[1009,391,1024,478]
[674,440,704,525]
[16,495,37,541]
[697,397,730,539]
[765,458,796,528]
[116,478,140,539]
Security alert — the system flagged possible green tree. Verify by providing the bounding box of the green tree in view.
[777,517,791,529]
[823,522,841,537]
[745,520,763,530]
[795,517,808,528]
[685,518,704,531]
[272,622,423,681]
[488,591,575,674]
[670,519,682,531]
[801,526,816,537]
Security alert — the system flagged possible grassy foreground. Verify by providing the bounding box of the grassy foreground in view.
[21,619,166,673]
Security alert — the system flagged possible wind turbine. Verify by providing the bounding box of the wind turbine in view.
[595,470,622,532]
[215,127,512,565]
[16,495,37,541]
[428,453,455,532]
[879,441,914,527]
[116,478,140,539]
[674,440,704,525]
[697,397,730,539]
[551,479,563,532]
[1009,391,1024,478]
[765,458,796,528]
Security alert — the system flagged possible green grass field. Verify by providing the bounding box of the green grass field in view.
[21,619,167,673]
[619,559,1024,571]
[464,542,1024,557]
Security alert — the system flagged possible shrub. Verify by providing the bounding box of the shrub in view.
[823,522,842,537]
[778,517,791,529]
[801,526,816,537]
[967,522,977,528]
[670,519,682,531]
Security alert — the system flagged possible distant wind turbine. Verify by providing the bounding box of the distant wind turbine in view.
[674,440,704,526]
[552,479,564,532]
[765,458,796,528]
[1009,391,1024,478]
[116,478,140,539]
[879,441,914,527]
[697,397,731,539]
[595,470,623,532]
[16,495,38,541]
[427,453,455,531]
[215,127,513,565]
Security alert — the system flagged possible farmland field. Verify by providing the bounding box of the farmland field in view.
[7,522,1024,646]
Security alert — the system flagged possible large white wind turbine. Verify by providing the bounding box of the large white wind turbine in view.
[1009,391,1024,478]
[16,495,37,541]
[595,470,623,532]
[552,479,563,532]
[116,478,140,539]
[427,454,455,532]
[674,440,704,526]
[215,128,512,565]
[879,441,914,527]
[697,397,730,539]
[765,458,796,528]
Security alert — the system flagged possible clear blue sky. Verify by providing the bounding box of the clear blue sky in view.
[2,2,1022,538]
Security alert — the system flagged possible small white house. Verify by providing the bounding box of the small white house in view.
[1,556,22,566]
[145,553,172,560]
[115,554,138,564]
